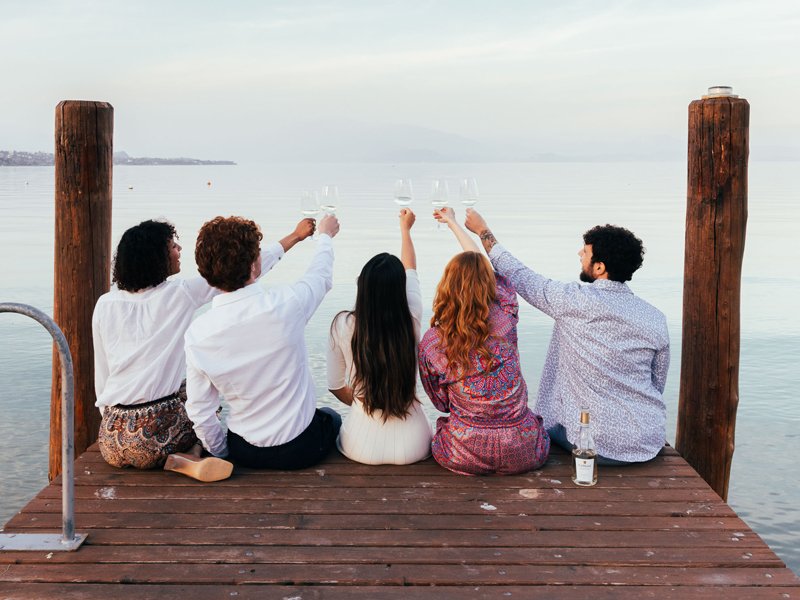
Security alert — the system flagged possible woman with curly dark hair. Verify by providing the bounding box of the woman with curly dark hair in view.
[93,216,314,479]
[326,208,432,465]
[418,207,549,476]
[184,213,342,471]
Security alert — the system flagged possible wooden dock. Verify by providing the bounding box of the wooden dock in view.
[1,444,798,599]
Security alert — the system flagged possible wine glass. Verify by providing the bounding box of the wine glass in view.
[320,185,338,214]
[300,191,319,218]
[459,178,479,207]
[430,179,449,230]
[394,179,413,206]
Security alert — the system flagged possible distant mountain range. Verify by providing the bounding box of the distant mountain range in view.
[0,150,235,166]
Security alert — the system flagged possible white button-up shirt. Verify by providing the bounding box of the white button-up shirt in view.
[92,243,284,407]
[184,235,334,458]
[489,244,670,462]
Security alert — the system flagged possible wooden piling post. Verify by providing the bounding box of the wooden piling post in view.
[675,87,748,500]
[50,101,113,480]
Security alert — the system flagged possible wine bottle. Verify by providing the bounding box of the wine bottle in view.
[572,409,598,486]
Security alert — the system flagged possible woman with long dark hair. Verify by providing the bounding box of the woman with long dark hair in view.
[418,208,549,475]
[327,208,432,464]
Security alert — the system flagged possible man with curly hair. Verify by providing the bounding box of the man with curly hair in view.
[465,210,670,465]
[183,213,342,470]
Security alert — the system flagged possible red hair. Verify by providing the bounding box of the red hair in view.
[431,251,496,376]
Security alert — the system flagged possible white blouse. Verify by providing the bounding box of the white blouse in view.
[93,242,284,408]
[327,270,432,465]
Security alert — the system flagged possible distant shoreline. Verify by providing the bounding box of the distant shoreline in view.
[0,150,235,167]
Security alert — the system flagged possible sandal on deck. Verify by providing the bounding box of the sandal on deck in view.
[163,453,233,482]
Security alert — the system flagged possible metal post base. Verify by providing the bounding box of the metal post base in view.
[0,532,88,552]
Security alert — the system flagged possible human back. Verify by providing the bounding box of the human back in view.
[327,209,432,465]
[185,213,342,470]
[418,208,549,476]
[464,210,670,464]
[93,219,211,469]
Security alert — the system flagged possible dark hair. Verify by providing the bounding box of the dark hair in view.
[337,253,417,421]
[112,219,177,292]
[195,216,262,292]
[583,224,645,282]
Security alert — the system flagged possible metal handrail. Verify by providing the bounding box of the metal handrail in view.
[0,302,87,551]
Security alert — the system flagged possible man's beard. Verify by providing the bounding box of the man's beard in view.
[579,269,595,283]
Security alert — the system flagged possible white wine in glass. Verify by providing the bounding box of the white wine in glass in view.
[320,185,338,214]
[430,179,449,230]
[394,179,413,206]
[460,178,479,207]
[300,191,319,218]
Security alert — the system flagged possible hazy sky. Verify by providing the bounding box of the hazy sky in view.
[2,0,798,161]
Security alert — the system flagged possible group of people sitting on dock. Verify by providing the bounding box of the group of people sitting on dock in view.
[91,206,670,482]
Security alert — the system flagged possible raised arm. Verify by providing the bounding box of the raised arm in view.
[434,207,479,252]
[464,208,498,254]
[399,208,417,270]
[291,214,339,323]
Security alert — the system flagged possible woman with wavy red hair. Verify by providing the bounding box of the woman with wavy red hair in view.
[419,208,549,475]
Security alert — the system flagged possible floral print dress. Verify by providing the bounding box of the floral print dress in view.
[418,275,550,475]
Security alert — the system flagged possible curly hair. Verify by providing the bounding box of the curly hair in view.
[583,224,645,283]
[431,251,496,377]
[195,216,263,292]
[337,253,417,421]
[112,219,177,292]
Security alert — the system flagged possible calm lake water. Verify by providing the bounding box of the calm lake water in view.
[0,162,798,573]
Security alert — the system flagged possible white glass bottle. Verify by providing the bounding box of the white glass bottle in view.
[572,409,598,486]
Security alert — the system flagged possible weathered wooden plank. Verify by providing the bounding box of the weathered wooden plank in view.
[0,528,768,549]
[72,448,689,470]
[1,563,798,586]
[0,544,783,568]
[73,443,681,464]
[66,469,706,489]
[16,497,737,517]
[0,584,796,600]
[4,512,752,532]
[37,484,720,502]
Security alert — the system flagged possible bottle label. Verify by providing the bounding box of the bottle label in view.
[575,457,595,483]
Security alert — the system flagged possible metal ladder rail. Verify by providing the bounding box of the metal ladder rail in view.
[0,302,87,551]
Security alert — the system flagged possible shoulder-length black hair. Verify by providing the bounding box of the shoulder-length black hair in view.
[339,253,417,421]
[112,219,176,292]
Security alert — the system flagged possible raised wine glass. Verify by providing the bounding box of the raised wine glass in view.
[300,190,320,218]
[394,179,413,206]
[320,185,338,214]
[459,178,479,207]
[430,179,450,230]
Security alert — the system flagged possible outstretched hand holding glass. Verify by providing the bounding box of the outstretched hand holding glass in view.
[434,206,480,252]
[394,179,413,206]
[320,185,338,214]
[430,179,449,230]
[459,178,479,207]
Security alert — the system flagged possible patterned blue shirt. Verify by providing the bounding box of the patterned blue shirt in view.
[489,244,670,462]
